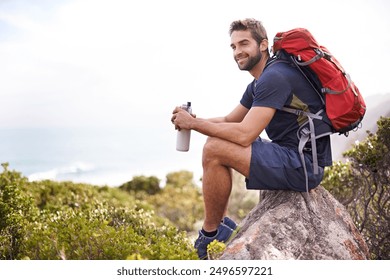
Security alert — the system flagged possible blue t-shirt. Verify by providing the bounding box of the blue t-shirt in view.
[240,58,333,167]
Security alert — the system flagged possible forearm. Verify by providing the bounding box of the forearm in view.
[205,116,229,123]
[187,106,276,147]
[171,104,270,146]
[190,118,251,147]
[206,104,249,124]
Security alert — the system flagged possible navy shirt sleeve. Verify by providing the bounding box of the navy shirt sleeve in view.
[240,81,255,109]
[253,67,292,109]
[240,66,292,110]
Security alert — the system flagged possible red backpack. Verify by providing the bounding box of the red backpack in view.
[271,28,366,192]
[272,28,366,134]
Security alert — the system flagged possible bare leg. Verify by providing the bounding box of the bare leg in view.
[201,137,251,232]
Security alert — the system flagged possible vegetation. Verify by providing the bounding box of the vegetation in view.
[207,239,226,260]
[119,170,204,232]
[0,166,198,260]
[322,117,390,260]
[0,117,388,260]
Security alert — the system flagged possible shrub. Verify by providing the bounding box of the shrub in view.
[0,163,38,259]
[0,165,197,260]
[323,117,390,259]
[119,175,161,195]
[147,171,204,232]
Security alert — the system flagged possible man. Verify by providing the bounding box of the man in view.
[171,18,332,259]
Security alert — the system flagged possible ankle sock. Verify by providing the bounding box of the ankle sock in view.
[201,228,217,237]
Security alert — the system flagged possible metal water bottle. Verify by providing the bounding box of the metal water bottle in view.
[176,102,192,152]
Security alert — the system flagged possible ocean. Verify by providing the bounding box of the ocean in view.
[0,127,205,187]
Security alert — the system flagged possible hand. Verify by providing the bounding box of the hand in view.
[171,106,196,130]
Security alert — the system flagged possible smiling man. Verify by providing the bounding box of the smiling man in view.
[171,18,332,259]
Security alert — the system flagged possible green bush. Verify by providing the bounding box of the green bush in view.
[207,240,226,260]
[323,117,390,260]
[0,165,197,260]
[22,206,195,260]
[0,163,37,259]
[148,171,204,232]
[120,171,204,232]
[119,175,161,195]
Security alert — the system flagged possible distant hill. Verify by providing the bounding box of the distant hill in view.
[331,93,390,161]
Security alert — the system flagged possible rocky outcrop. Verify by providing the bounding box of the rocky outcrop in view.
[220,186,370,260]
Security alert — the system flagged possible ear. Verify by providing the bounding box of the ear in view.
[259,39,269,52]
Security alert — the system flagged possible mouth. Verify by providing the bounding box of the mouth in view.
[236,56,248,66]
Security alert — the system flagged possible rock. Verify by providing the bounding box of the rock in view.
[220,186,370,260]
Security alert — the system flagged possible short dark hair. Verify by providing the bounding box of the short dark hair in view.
[229,18,268,45]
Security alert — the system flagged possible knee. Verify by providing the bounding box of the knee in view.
[202,137,223,166]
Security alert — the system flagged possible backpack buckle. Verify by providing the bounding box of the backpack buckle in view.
[300,127,311,137]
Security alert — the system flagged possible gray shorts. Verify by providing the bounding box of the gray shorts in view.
[246,138,324,192]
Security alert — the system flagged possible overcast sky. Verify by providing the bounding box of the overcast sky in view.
[0,0,389,130]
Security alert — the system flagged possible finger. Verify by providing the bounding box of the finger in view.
[172,106,182,114]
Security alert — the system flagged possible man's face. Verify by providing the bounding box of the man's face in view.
[230,30,262,71]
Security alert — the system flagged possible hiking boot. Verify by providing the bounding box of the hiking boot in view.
[194,223,233,260]
[222,216,237,230]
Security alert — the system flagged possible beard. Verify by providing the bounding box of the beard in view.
[236,50,262,71]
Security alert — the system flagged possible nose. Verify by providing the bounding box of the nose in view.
[233,46,242,60]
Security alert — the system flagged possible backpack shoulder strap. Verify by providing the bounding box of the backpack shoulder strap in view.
[282,107,332,192]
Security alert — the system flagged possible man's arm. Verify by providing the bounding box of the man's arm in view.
[206,104,249,123]
[173,105,275,147]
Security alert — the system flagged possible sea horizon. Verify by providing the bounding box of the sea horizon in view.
[0,126,205,187]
